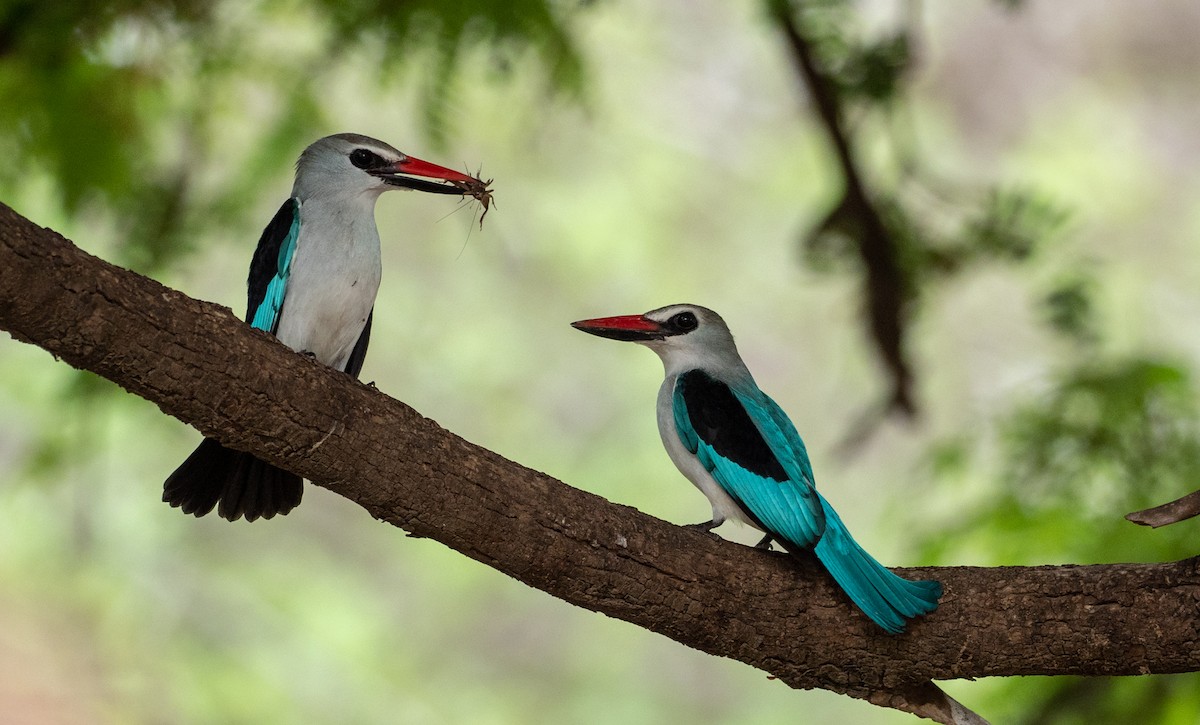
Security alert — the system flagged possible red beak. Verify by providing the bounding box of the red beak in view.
[375,154,478,194]
[571,314,666,342]
[392,155,476,184]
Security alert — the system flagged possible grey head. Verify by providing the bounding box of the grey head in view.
[572,303,747,377]
[291,133,475,201]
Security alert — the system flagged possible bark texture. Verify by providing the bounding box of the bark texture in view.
[3,202,1200,723]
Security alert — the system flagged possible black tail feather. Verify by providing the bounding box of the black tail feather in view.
[164,438,303,522]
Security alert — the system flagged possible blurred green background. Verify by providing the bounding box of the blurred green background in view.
[4,1,1200,723]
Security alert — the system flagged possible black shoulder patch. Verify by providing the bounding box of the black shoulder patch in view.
[678,370,789,482]
[246,198,298,330]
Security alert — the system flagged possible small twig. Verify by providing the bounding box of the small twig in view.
[1126,489,1200,528]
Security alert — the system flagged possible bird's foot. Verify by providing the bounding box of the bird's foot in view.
[753,533,775,551]
[366,380,378,389]
[300,350,318,360]
[686,518,720,540]
[684,519,721,534]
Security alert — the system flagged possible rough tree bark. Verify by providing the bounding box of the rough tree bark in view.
[2,201,1199,724]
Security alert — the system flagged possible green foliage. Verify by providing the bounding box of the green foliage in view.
[1042,272,1099,345]
[312,0,584,148]
[794,0,911,107]
[928,357,1200,549]
[960,188,1066,264]
[0,0,584,271]
[1010,674,1200,725]
[1004,359,1200,506]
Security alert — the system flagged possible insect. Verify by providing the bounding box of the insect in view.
[453,173,495,229]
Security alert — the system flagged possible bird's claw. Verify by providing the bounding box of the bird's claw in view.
[684,520,724,541]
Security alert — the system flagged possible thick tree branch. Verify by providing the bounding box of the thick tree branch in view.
[3,201,1200,723]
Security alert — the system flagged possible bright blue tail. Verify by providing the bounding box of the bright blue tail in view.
[810,499,942,634]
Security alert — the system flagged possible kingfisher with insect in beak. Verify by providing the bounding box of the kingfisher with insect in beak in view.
[572,304,942,633]
[164,133,488,522]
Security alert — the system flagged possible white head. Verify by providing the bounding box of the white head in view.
[572,303,748,378]
[291,133,476,202]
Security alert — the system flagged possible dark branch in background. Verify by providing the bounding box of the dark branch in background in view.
[0,2,34,57]
[766,0,916,418]
[6,202,1200,724]
[763,2,1069,439]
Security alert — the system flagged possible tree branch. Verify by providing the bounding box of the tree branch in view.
[3,201,1199,723]
[767,0,916,417]
[1127,488,1200,528]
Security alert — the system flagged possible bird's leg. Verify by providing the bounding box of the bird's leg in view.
[753,533,775,550]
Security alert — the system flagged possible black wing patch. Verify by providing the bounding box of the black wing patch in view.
[678,370,789,482]
[246,198,299,331]
[343,309,373,378]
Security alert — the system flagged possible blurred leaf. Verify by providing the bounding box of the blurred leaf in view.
[1042,272,1098,345]
[315,0,587,149]
[1016,674,1200,725]
[787,0,910,107]
[965,187,1068,262]
[1002,359,1200,505]
[838,32,910,104]
[927,438,971,478]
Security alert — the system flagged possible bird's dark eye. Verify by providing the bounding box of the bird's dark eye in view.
[350,148,383,169]
[669,311,698,333]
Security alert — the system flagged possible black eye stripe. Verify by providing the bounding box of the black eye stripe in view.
[666,311,698,334]
[350,148,385,170]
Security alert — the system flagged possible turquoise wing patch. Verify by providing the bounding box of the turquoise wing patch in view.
[673,374,825,547]
[249,198,300,333]
[734,388,818,490]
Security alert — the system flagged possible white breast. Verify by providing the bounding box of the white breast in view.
[656,373,759,530]
[272,196,383,371]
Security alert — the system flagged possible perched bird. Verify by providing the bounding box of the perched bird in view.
[572,304,942,633]
[164,133,480,522]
